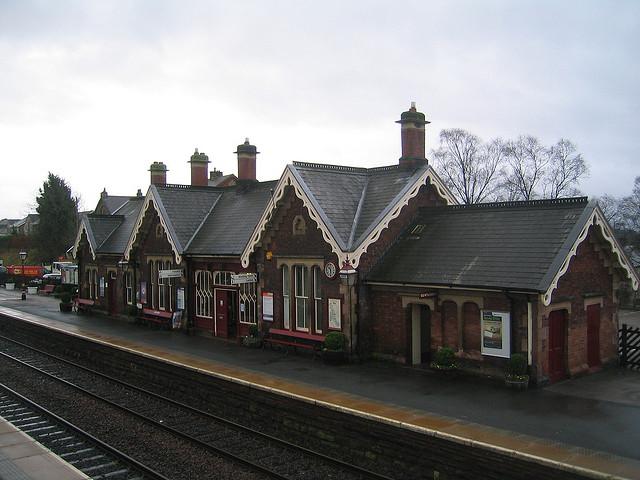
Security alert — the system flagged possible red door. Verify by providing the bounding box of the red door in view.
[548,310,566,381]
[215,289,228,338]
[587,304,600,369]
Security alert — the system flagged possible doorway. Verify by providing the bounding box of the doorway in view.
[214,288,238,338]
[548,309,566,381]
[411,304,431,365]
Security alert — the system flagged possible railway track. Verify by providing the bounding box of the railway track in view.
[0,384,168,480]
[0,335,396,480]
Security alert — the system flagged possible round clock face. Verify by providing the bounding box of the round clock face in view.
[324,261,337,279]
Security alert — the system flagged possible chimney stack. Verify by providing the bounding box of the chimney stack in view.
[396,102,429,170]
[149,162,168,185]
[235,138,258,181]
[189,149,210,186]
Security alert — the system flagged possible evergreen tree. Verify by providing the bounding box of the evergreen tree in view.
[35,173,79,263]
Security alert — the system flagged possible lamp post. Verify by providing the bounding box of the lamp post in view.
[339,259,358,356]
[19,251,27,300]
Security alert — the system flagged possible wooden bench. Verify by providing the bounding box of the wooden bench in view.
[263,328,325,361]
[38,284,55,295]
[137,308,173,330]
[73,298,95,314]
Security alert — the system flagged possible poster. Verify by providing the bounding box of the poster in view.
[176,287,185,311]
[481,310,511,358]
[99,277,105,297]
[328,297,341,330]
[140,281,147,304]
[262,292,274,321]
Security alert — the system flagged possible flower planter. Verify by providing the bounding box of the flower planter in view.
[6,283,15,291]
[434,367,458,379]
[243,337,262,348]
[505,375,529,391]
[27,286,38,295]
[322,349,345,366]
[59,303,73,313]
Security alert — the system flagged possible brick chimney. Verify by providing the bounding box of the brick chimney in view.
[189,149,210,186]
[396,102,429,170]
[149,162,167,185]
[235,138,258,181]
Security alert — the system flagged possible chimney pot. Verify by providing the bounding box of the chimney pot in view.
[149,161,168,185]
[396,102,429,170]
[235,138,259,181]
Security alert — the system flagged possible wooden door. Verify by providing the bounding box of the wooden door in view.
[548,310,566,381]
[215,289,228,338]
[587,304,600,369]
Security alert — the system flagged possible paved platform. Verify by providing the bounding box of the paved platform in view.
[0,416,88,480]
[1,288,640,479]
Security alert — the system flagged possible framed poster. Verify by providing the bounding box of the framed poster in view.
[176,287,185,311]
[481,310,511,358]
[262,292,274,321]
[328,297,341,330]
[99,277,105,297]
[140,281,147,304]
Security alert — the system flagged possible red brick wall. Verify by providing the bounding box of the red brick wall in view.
[463,302,481,351]
[545,228,617,376]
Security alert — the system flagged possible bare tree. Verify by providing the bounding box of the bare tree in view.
[431,129,504,204]
[499,136,550,201]
[544,139,589,198]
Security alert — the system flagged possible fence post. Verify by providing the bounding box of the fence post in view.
[620,323,627,367]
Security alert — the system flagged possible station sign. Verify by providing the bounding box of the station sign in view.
[158,269,184,279]
[231,273,257,284]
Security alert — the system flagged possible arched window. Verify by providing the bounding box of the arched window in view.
[313,266,323,333]
[195,270,212,318]
[294,265,309,330]
[282,265,290,329]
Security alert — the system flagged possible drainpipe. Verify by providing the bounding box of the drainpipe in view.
[527,299,533,366]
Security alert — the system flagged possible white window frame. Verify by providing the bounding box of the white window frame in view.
[195,270,213,318]
[282,265,290,329]
[313,266,323,333]
[294,265,309,330]
[125,272,133,305]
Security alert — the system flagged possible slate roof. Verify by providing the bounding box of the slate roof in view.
[78,196,144,257]
[143,181,278,258]
[186,181,278,256]
[290,162,442,251]
[365,198,622,293]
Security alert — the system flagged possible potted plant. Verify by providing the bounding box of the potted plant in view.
[322,331,345,365]
[243,323,262,348]
[505,353,529,390]
[434,347,458,379]
[27,281,39,295]
[59,292,73,312]
[5,281,15,291]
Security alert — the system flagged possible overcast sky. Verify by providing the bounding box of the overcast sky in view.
[1,1,638,219]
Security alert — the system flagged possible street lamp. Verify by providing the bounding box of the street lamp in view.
[339,259,358,355]
[19,251,27,300]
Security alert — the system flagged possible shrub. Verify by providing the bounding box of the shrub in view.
[435,347,457,369]
[324,331,345,351]
[506,353,528,379]
[60,292,72,304]
[248,323,260,338]
[127,305,139,317]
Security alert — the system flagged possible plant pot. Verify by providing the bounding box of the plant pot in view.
[243,337,262,348]
[27,286,38,295]
[434,366,458,379]
[322,349,344,365]
[59,303,73,312]
[6,283,14,291]
[505,375,529,391]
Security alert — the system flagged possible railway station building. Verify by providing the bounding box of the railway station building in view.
[71,104,639,384]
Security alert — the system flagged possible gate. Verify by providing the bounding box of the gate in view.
[619,324,640,370]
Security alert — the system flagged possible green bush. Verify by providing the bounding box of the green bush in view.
[435,347,457,368]
[506,353,527,378]
[60,292,72,304]
[248,323,260,338]
[127,305,139,317]
[324,331,345,351]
